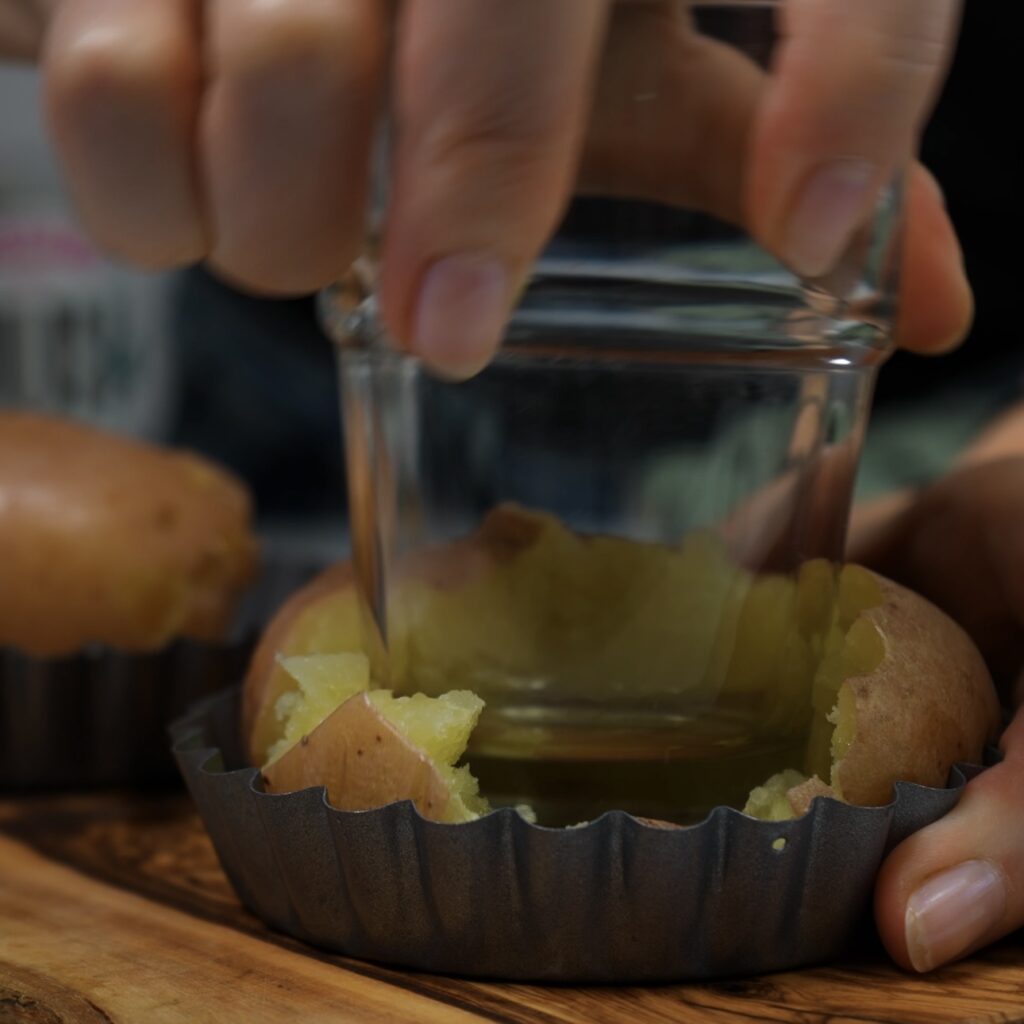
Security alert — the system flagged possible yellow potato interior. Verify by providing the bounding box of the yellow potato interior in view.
[742,769,809,821]
[257,507,892,823]
[367,689,482,767]
[260,511,871,771]
[266,653,489,822]
[267,652,371,765]
[251,586,368,763]
[366,688,489,821]
[395,518,751,702]
[745,567,885,819]
[828,685,860,785]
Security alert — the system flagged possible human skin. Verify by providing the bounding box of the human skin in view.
[850,409,1024,973]
[2,0,1013,975]
[3,0,968,377]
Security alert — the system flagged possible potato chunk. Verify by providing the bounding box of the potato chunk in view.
[745,568,998,819]
[261,653,487,823]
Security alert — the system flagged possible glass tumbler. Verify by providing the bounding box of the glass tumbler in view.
[322,2,901,825]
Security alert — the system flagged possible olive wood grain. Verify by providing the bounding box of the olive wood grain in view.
[1,794,1022,1024]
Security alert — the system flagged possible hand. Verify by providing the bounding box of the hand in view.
[4,0,968,376]
[850,415,1024,972]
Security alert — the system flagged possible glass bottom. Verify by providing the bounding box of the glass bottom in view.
[468,701,808,825]
[371,504,879,825]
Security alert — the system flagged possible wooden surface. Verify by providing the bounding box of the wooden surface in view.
[1,793,1023,1024]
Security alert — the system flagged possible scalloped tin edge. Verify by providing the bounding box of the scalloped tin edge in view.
[170,686,989,982]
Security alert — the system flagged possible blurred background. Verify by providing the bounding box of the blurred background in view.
[0,2,1018,557]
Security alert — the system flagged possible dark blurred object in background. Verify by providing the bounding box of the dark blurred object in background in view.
[857,2,1023,495]
[169,269,342,523]
[875,2,1020,407]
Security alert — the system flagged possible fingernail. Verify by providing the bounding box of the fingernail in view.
[905,860,1006,972]
[412,254,509,378]
[782,160,876,278]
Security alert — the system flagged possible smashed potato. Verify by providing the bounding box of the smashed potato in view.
[744,568,1000,818]
[261,653,488,823]
[244,505,999,824]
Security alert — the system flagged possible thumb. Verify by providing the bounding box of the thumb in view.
[748,0,960,278]
[379,0,609,379]
[874,706,1023,972]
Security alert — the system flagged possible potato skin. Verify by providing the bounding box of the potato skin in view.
[0,412,257,656]
[261,691,455,821]
[242,562,360,766]
[834,573,1001,805]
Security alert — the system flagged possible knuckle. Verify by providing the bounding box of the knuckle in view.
[212,0,376,84]
[47,23,193,109]
[414,97,567,186]
[784,1,956,119]
[864,25,947,90]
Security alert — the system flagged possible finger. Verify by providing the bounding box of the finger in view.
[0,0,54,59]
[202,0,386,296]
[718,438,862,573]
[861,458,1024,694]
[42,0,205,267]
[578,1,761,225]
[378,0,610,378]
[748,0,961,279]
[846,489,916,568]
[895,163,972,353]
[953,404,1024,471]
[577,8,969,356]
[875,707,1024,972]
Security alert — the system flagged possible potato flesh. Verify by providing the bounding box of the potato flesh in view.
[267,653,371,766]
[366,688,490,820]
[252,587,367,764]
[268,653,489,821]
[744,567,886,820]
[395,520,750,702]
[743,769,809,821]
[258,512,872,769]
[390,516,883,786]
[367,689,482,768]
[271,557,884,824]
[255,508,893,823]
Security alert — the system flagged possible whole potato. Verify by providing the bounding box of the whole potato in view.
[0,412,257,656]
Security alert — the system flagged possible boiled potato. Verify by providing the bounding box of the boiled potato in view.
[244,504,1000,823]
[243,563,365,767]
[744,568,1000,818]
[244,505,752,766]
[261,653,487,823]
[0,411,257,655]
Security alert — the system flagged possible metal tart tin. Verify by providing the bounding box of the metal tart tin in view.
[171,686,985,982]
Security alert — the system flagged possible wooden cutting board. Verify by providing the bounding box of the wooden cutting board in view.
[1,792,1022,1024]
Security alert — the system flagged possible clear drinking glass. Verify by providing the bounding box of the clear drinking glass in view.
[322,2,900,824]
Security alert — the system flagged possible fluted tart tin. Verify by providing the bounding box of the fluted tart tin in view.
[172,686,982,983]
